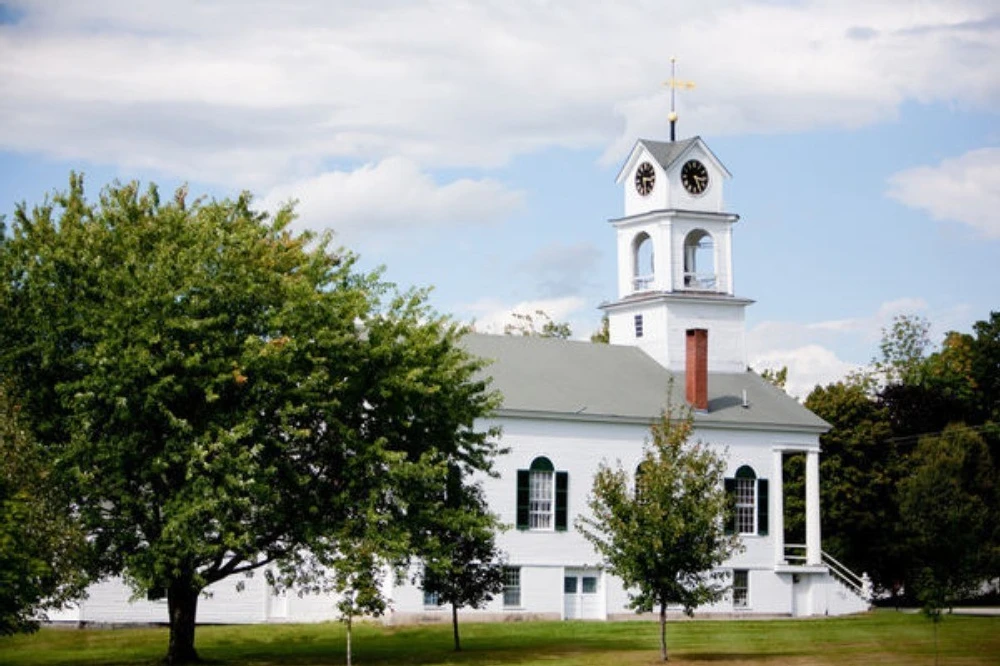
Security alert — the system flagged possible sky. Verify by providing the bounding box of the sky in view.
[0,0,997,399]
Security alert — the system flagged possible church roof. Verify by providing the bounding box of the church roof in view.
[462,333,829,434]
[615,136,733,184]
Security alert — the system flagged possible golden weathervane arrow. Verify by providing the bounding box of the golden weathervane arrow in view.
[663,56,695,142]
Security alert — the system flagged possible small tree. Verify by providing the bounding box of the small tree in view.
[419,478,506,651]
[577,402,740,662]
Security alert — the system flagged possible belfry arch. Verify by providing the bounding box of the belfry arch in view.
[683,229,716,290]
[632,232,654,291]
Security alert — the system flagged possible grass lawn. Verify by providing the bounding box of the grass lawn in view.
[1,611,998,666]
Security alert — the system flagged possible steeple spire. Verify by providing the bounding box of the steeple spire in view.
[664,56,695,142]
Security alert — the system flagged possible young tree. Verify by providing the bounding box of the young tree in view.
[0,176,500,663]
[590,315,610,344]
[0,382,89,635]
[577,403,740,662]
[418,477,506,652]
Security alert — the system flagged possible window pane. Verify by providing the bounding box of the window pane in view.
[736,477,755,534]
[564,577,577,593]
[582,577,597,594]
[733,570,748,608]
[529,470,553,529]
[423,590,440,607]
[503,567,521,607]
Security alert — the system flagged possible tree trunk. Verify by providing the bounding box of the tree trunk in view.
[659,602,668,662]
[452,603,461,651]
[166,577,201,665]
[345,614,353,666]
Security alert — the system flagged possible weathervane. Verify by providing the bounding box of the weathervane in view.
[664,56,695,142]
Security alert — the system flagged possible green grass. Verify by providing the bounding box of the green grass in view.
[1,611,998,665]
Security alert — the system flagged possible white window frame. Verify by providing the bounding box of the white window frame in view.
[503,567,521,608]
[733,569,749,608]
[735,476,756,535]
[529,469,554,530]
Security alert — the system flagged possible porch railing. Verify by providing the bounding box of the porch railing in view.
[782,545,871,601]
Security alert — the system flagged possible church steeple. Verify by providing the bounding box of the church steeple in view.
[600,135,753,373]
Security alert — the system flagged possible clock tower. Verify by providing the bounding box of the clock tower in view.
[600,136,753,373]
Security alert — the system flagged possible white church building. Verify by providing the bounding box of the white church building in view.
[50,136,870,626]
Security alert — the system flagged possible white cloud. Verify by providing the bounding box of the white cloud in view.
[260,157,524,241]
[747,297,935,398]
[886,147,1000,239]
[517,242,603,298]
[751,345,859,400]
[1,1,997,185]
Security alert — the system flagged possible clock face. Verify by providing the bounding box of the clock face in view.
[681,159,709,195]
[634,161,655,196]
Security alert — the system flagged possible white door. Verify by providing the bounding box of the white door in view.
[563,569,602,619]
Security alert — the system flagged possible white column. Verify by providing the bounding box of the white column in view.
[772,449,785,565]
[805,449,821,565]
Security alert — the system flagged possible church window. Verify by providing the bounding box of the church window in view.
[503,567,521,607]
[683,229,716,290]
[632,232,654,291]
[634,314,644,338]
[516,456,568,531]
[724,465,768,536]
[733,570,749,608]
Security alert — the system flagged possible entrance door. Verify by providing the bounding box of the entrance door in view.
[563,569,602,619]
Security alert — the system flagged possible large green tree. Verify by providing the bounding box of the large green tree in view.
[0,176,499,663]
[577,403,740,662]
[899,425,998,611]
[0,381,89,635]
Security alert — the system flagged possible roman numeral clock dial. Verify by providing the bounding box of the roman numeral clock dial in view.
[634,161,655,196]
[681,159,709,195]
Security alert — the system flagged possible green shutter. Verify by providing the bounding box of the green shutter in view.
[555,471,569,531]
[758,478,769,536]
[724,478,736,535]
[516,470,529,530]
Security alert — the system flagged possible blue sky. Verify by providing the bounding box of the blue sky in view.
[1,0,997,397]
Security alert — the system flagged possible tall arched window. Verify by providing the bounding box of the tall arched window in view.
[632,232,654,291]
[724,465,769,536]
[516,456,568,531]
[683,229,716,290]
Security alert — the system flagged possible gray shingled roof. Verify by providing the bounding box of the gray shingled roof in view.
[640,137,700,171]
[461,333,829,433]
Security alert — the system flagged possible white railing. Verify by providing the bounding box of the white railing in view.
[683,272,717,291]
[784,544,807,564]
[632,275,654,291]
[822,550,871,600]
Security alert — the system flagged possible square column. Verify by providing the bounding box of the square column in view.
[805,449,821,565]
[772,449,785,564]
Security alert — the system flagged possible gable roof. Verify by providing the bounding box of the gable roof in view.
[615,136,732,184]
[462,333,828,434]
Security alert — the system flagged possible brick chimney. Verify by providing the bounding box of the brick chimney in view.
[685,328,708,411]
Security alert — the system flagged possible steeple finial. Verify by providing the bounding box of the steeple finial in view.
[664,56,695,142]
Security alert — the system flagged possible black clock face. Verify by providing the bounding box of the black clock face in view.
[681,159,709,195]
[635,161,655,196]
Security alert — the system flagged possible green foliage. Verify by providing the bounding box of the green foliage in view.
[0,175,500,663]
[418,479,506,651]
[503,309,572,339]
[874,314,932,386]
[591,315,610,344]
[759,366,788,392]
[577,400,740,661]
[899,425,998,613]
[801,377,901,595]
[0,382,89,636]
